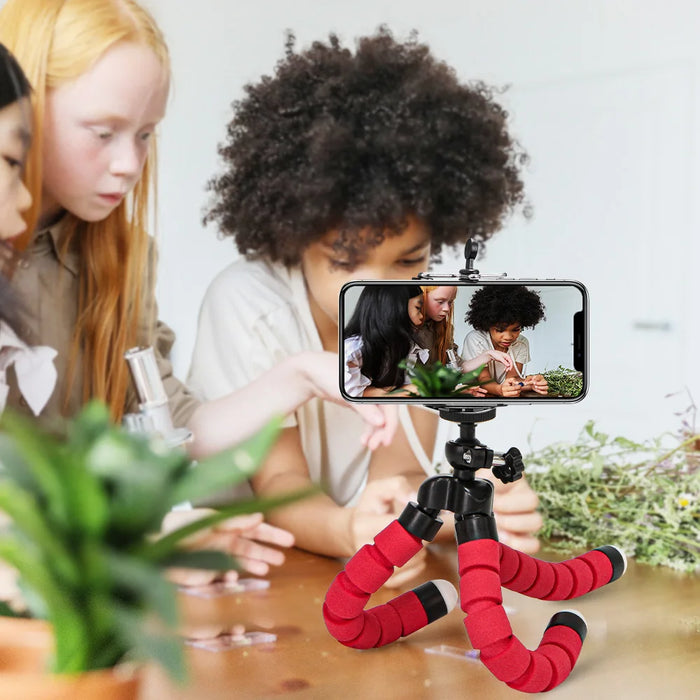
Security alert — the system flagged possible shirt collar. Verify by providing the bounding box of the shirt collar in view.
[35,215,80,277]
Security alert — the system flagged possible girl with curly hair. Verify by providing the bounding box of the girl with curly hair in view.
[463,285,549,397]
[190,28,543,563]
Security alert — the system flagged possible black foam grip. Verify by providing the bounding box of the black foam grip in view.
[412,581,448,623]
[594,545,626,583]
[545,611,587,643]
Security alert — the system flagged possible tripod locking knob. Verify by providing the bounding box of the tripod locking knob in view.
[492,447,524,484]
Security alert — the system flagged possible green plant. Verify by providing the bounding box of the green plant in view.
[541,366,583,397]
[396,361,485,398]
[0,401,307,680]
[527,421,699,573]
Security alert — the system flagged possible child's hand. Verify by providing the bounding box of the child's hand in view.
[462,385,488,397]
[358,404,399,450]
[349,476,426,587]
[354,476,415,517]
[305,352,399,449]
[161,510,295,585]
[486,475,543,553]
[500,377,523,397]
[484,349,513,371]
[526,374,548,395]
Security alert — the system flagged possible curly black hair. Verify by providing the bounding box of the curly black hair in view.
[205,27,528,266]
[466,286,546,331]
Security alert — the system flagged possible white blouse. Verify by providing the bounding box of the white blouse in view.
[189,259,378,505]
[344,335,430,397]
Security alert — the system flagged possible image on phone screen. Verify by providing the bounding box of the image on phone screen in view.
[340,280,587,404]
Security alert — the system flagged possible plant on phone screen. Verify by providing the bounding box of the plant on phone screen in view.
[394,361,485,398]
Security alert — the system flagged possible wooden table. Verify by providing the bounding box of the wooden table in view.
[142,545,699,699]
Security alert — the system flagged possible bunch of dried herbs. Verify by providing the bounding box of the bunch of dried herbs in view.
[541,366,583,397]
[527,421,699,573]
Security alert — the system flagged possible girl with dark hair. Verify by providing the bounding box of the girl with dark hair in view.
[463,285,549,397]
[344,285,427,396]
[0,42,57,416]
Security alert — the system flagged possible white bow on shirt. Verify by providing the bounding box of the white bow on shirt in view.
[0,323,58,416]
[415,346,430,365]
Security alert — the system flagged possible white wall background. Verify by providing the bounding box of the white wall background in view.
[142,0,700,451]
[8,0,699,451]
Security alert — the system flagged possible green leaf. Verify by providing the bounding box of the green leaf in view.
[0,600,27,617]
[105,551,179,628]
[158,549,238,572]
[0,482,80,585]
[141,488,316,561]
[112,605,186,683]
[166,417,283,507]
[0,411,70,527]
[55,456,111,538]
[0,537,88,673]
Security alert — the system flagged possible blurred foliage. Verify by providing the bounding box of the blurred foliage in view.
[0,401,307,679]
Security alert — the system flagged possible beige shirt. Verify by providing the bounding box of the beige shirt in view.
[6,222,199,428]
[188,258,373,506]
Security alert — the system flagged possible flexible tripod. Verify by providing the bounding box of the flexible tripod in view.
[323,407,625,693]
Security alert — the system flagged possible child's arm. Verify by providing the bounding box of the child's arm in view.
[187,351,397,459]
[249,426,427,585]
[461,349,513,373]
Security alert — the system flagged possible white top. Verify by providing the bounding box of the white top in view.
[462,329,530,383]
[188,259,376,505]
[0,322,57,416]
[344,335,430,398]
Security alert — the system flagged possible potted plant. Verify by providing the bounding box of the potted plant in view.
[0,401,303,698]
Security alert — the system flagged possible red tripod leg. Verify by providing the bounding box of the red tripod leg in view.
[459,538,589,693]
[323,519,457,649]
[498,543,627,600]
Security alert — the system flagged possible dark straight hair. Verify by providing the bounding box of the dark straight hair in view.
[0,42,32,336]
[345,284,422,388]
[0,42,31,110]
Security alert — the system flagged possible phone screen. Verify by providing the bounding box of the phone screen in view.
[339,280,587,404]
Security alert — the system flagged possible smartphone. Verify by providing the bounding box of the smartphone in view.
[339,279,588,404]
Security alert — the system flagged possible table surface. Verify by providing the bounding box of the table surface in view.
[142,544,699,700]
